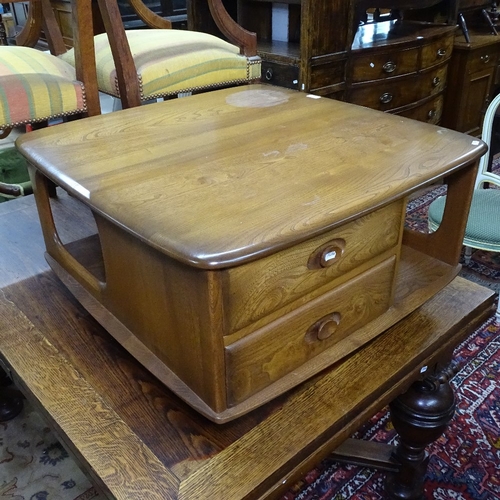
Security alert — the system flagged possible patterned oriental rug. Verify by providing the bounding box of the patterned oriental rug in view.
[1,176,499,499]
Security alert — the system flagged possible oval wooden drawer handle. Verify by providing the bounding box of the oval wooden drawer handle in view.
[306,312,342,342]
[307,238,346,269]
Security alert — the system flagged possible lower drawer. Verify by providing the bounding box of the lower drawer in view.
[225,256,397,406]
[395,94,444,124]
[348,65,447,111]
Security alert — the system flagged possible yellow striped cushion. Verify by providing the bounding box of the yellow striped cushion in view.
[61,30,261,100]
[0,46,86,128]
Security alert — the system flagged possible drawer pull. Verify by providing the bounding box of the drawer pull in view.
[308,238,345,269]
[379,92,393,104]
[383,61,397,73]
[427,109,437,120]
[437,48,447,57]
[306,312,342,342]
[265,68,273,81]
[432,76,441,87]
[481,54,490,63]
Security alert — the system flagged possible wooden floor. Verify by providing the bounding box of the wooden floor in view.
[0,190,96,288]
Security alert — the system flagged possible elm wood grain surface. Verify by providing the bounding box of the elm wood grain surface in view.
[16,84,488,421]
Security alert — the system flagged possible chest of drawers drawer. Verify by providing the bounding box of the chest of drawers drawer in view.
[348,65,447,111]
[421,34,454,69]
[350,47,419,83]
[395,94,444,124]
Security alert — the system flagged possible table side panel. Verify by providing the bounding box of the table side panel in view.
[94,215,228,413]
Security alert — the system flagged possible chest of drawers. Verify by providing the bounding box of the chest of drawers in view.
[347,22,456,124]
[442,31,500,135]
[18,85,486,422]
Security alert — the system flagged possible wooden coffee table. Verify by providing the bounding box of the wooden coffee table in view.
[16,84,487,423]
[0,191,496,500]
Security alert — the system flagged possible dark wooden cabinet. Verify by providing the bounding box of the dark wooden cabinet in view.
[348,23,455,124]
[190,0,455,123]
[442,31,500,135]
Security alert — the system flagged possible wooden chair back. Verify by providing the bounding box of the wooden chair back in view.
[4,0,101,117]
[84,0,257,108]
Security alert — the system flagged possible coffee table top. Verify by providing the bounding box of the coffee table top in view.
[17,84,486,268]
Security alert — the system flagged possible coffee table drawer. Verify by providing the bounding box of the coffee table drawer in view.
[225,201,405,334]
[225,256,397,405]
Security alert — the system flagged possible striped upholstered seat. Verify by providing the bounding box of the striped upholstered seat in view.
[60,30,261,102]
[58,0,260,109]
[0,0,101,201]
[0,46,86,129]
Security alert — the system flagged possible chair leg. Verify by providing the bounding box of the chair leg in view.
[0,367,23,422]
[464,246,473,264]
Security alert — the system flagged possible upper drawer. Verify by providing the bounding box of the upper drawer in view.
[260,61,299,90]
[224,200,405,335]
[467,46,500,74]
[421,34,454,69]
[350,47,419,83]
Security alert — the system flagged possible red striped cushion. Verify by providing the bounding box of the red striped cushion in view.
[0,46,86,128]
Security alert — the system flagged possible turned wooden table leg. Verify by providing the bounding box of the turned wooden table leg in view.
[386,363,458,500]
[0,366,23,422]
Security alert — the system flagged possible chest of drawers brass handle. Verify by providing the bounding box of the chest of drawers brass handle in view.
[437,48,446,57]
[481,54,490,63]
[427,109,436,119]
[265,68,273,81]
[379,92,393,104]
[432,76,441,87]
[383,61,397,73]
